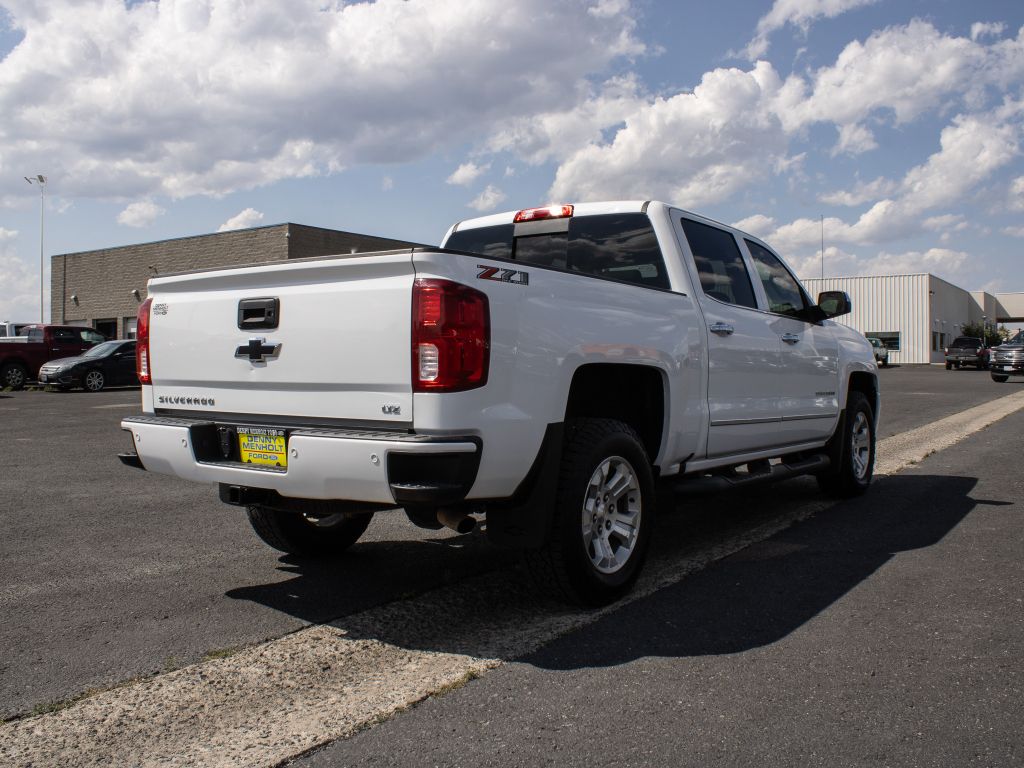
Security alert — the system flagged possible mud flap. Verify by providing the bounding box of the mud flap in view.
[485,423,563,550]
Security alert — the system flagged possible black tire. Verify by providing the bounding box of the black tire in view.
[991,373,1009,383]
[1,362,28,390]
[818,391,875,498]
[525,418,655,606]
[880,360,888,368]
[83,369,105,392]
[945,362,952,370]
[246,505,373,557]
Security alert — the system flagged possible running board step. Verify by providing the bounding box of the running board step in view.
[672,454,830,496]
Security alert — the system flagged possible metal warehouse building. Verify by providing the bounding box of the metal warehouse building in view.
[50,223,421,340]
[802,274,1024,365]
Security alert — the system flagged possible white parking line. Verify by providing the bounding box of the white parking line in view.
[92,403,141,409]
[4,390,1024,768]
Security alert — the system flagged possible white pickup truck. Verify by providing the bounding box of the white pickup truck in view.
[120,201,878,604]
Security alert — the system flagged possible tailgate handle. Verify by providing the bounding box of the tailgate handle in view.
[238,298,280,330]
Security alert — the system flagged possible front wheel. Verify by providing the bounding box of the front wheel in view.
[246,505,373,557]
[1,362,28,390]
[991,373,1009,383]
[83,369,105,392]
[526,418,655,606]
[818,391,875,497]
[945,362,952,370]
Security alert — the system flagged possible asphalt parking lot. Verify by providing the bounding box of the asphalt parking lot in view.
[1,365,1022,766]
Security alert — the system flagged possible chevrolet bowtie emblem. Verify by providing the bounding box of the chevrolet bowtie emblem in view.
[235,337,281,362]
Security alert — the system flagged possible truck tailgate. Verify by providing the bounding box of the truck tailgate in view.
[147,251,415,424]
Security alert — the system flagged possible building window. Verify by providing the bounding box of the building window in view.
[124,317,138,339]
[933,332,940,352]
[868,331,900,351]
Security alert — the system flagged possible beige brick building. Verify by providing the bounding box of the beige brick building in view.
[51,224,420,339]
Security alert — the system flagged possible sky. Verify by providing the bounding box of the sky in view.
[0,0,1022,322]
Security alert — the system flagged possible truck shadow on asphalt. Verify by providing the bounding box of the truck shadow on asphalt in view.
[227,473,993,665]
[525,473,998,669]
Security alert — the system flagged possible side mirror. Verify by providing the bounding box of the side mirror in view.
[817,290,851,319]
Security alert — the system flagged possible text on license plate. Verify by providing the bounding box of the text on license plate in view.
[1005,366,1014,371]
[238,427,287,468]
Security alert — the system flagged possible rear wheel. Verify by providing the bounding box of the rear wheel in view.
[945,362,952,370]
[818,391,875,497]
[1,362,28,390]
[991,373,1009,383]
[246,506,374,557]
[83,369,105,392]
[526,418,655,606]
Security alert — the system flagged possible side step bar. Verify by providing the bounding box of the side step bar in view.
[671,453,830,496]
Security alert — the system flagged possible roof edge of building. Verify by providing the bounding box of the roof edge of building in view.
[53,223,294,259]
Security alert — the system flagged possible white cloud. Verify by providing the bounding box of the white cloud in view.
[0,228,43,322]
[468,185,506,212]
[831,123,876,156]
[971,22,1006,42]
[548,63,793,205]
[531,22,1023,218]
[1003,226,1024,238]
[923,214,968,232]
[0,0,644,202]
[794,244,970,283]
[218,208,264,232]
[742,0,879,60]
[820,176,897,207]
[446,162,489,186]
[116,200,165,228]
[732,214,777,238]
[1009,176,1024,211]
[381,176,394,192]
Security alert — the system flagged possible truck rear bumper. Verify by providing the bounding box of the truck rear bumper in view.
[121,415,480,506]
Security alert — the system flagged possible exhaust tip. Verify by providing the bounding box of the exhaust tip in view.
[436,508,477,534]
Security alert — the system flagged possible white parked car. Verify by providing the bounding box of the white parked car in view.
[120,201,879,604]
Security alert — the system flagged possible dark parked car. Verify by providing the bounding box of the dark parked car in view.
[38,340,138,392]
[989,330,1024,383]
[944,336,988,370]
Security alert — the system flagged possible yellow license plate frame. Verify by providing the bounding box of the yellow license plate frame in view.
[238,427,288,469]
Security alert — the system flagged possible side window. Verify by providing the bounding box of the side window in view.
[52,328,77,342]
[80,330,106,344]
[745,240,809,318]
[680,219,757,309]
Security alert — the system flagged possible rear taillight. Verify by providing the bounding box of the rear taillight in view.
[136,297,153,384]
[412,279,489,392]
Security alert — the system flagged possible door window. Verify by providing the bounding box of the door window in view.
[679,219,757,309]
[745,240,810,318]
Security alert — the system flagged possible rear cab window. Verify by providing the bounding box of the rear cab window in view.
[445,213,671,290]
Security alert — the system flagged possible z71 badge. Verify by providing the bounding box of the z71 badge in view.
[477,264,529,286]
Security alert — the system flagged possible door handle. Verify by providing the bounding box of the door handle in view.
[710,322,734,336]
[782,333,800,344]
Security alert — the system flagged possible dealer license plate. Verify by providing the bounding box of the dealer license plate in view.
[238,426,287,468]
[1004,366,1014,371]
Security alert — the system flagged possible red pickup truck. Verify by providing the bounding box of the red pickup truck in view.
[0,324,107,389]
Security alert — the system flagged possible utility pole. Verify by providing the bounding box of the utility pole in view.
[24,174,47,322]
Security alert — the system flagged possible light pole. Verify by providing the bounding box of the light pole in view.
[24,174,46,322]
